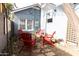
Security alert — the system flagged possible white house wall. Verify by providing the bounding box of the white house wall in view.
[54,8,68,41]
[41,4,68,44]
[41,9,46,31]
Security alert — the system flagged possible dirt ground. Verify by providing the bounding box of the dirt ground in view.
[12,39,72,56]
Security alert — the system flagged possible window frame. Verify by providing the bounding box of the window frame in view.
[26,20,34,31]
[19,19,26,31]
[19,19,34,31]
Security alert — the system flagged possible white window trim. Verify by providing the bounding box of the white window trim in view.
[19,19,26,31]
[25,19,34,31]
[19,19,34,31]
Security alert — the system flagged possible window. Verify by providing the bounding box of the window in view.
[46,10,53,23]
[47,13,50,16]
[20,20,25,30]
[35,20,39,30]
[27,20,34,31]
[35,20,39,27]
[20,19,34,31]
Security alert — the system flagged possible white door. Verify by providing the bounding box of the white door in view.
[46,9,54,34]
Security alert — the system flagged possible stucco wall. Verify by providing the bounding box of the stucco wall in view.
[13,8,41,34]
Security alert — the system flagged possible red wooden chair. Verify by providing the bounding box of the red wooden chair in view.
[17,29,23,39]
[18,32,36,55]
[41,31,56,48]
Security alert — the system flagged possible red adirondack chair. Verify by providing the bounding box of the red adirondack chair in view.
[18,31,36,55]
[41,31,56,48]
[17,29,23,39]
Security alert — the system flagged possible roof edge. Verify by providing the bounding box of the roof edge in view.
[12,4,41,13]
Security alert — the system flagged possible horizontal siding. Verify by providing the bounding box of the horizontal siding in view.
[13,8,41,33]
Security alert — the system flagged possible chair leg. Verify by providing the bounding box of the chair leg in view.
[40,43,45,53]
[28,47,32,56]
[18,45,24,53]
